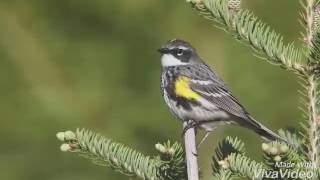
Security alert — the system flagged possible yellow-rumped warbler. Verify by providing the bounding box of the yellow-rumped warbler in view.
[158,39,284,144]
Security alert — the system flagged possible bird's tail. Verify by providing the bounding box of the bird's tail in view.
[244,116,287,142]
[254,123,286,142]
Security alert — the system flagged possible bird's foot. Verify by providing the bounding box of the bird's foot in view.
[196,132,210,150]
[192,152,198,157]
[182,120,198,136]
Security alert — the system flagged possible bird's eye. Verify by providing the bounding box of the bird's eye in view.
[176,49,184,56]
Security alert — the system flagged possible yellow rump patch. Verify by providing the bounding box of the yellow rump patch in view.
[175,77,200,100]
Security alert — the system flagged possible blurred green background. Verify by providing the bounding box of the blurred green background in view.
[0,0,303,179]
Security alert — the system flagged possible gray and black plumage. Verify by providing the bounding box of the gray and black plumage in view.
[158,39,284,142]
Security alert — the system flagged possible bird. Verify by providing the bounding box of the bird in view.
[158,39,285,146]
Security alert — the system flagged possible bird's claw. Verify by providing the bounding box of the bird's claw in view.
[182,120,198,136]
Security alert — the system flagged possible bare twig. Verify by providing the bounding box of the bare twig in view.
[183,121,199,180]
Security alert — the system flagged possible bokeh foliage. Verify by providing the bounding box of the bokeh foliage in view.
[0,0,301,179]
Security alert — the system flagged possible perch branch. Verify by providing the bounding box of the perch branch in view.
[183,121,199,180]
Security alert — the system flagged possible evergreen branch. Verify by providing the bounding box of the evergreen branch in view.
[212,136,245,174]
[224,136,245,153]
[302,0,320,168]
[297,75,318,160]
[56,129,186,180]
[310,30,320,64]
[298,67,320,169]
[261,141,307,171]
[278,129,305,150]
[212,169,233,180]
[225,153,266,180]
[310,26,320,73]
[306,75,320,167]
[309,3,320,72]
[212,137,312,179]
[157,141,186,180]
[305,0,316,47]
[187,0,305,74]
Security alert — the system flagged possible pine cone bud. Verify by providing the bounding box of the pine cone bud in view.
[279,144,289,154]
[270,147,279,155]
[274,155,282,162]
[228,0,241,12]
[168,148,175,155]
[262,143,270,152]
[56,132,65,141]
[155,143,166,153]
[64,130,76,140]
[60,144,72,152]
[218,159,230,169]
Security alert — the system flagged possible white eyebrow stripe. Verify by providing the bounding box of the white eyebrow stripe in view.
[178,46,188,50]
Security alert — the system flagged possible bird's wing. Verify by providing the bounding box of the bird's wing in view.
[189,79,249,119]
[189,79,284,142]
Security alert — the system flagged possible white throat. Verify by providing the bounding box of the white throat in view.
[161,54,189,67]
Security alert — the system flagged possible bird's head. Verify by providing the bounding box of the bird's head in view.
[158,39,200,67]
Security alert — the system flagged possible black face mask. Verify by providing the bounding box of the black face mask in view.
[171,48,192,63]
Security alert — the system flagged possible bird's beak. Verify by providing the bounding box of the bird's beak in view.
[157,48,170,54]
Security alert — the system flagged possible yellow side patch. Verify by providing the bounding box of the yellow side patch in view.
[175,77,200,100]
